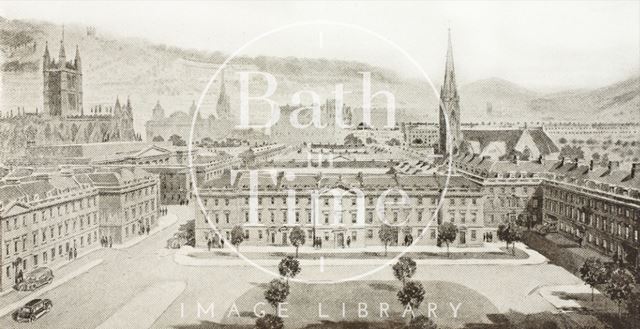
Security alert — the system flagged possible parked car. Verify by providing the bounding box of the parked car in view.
[13,299,53,322]
[14,267,54,291]
[166,232,188,249]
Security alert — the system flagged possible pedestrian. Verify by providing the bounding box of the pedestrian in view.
[146,225,150,235]
[68,250,72,260]
[73,247,77,259]
[109,236,113,248]
[346,236,351,248]
[207,239,212,251]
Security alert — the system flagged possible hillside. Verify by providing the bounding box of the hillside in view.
[458,77,541,121]
[0,17,637,139]
[0,17,434,134]
[530,76,640,122]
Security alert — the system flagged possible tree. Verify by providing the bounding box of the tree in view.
[559,145,584,160]
[392,256,417,287]
[558,137,567,144]
[378,224,397,256]
[604,267,635,318]
[437,222,458,257]
[152,135,164,142]
[289,227,306,257]
[386,138,401,146]
[230,225,245,251]
[579,258,608,301]
[406,315,438,329]
[255,314,284,329]
[344,133,363,146]
[397,281,425,319]
[264,279,290,311]
[626,291,640,323]
[278,256,301,282]
[497,223,521,255]
[168,134,186,146]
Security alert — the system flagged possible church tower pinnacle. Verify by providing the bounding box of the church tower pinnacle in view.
[216,69,230,118]
[438,28,462,155]
[43,25,83,117]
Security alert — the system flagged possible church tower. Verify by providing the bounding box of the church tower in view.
[43,28,83,117]
[438,29,462,155]
[216,70,230,118]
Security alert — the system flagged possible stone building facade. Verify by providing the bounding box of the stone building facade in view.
[194,171,484,249]
[542,161,640,266]
[82,168,160,244]
[0,174,100,292]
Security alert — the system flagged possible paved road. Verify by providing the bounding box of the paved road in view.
[0,205,583,329]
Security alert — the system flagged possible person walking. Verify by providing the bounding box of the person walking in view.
[73,247,77,259]
[346,236,351,248]
[109,236,113,248]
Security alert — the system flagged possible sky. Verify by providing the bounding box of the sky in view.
[1,1,638,90]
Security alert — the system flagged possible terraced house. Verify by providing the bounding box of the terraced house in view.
[79,168,160,244]
[542,160,640,266]
[454,152,640,267]
[194,171,484,249]
[0,173,99,292]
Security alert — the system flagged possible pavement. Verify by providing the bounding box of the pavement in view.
[0,204,587,329]
[113,212,179,250]
[0,259,103,319]
[174,242,549,266]
[95,281,186,329]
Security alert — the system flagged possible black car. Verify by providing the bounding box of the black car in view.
[13,299,53,322]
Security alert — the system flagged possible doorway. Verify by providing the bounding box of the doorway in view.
[336,233,344,248]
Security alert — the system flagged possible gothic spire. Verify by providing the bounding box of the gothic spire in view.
[43,41,50,60]
[216,69,230,117]
[58,25,66,60]
[438,28,462,155]
[74,45,81,70]
[441,28,458,101]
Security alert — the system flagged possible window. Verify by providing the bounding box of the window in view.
[471,230,477,240]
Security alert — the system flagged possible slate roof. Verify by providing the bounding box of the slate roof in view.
[462,128,558,157]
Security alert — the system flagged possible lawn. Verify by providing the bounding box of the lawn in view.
[188,247,529,260]
[217,280,499,329]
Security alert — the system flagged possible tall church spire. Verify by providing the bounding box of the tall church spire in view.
[438,28,462,155]
[442,28,458,101]
[216,69,230,118]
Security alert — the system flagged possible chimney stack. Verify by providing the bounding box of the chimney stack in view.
[589,159,595,171]
[608,161,620,172]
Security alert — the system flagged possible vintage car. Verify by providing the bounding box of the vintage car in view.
[13,299,53,322]
[166,232,188,249]
[14,267,54,291]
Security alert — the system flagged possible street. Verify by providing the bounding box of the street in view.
[0,206,583,329]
